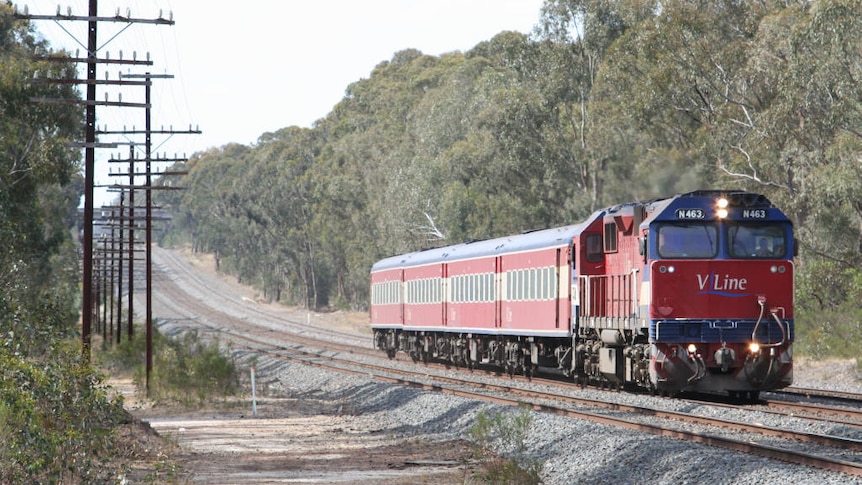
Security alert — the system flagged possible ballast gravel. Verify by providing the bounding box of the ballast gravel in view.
[245,350,862,485]
[148,247,862,484]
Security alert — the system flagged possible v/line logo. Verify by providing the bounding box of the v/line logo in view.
[695,271,749,297]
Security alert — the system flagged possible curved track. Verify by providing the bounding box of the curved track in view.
[138,246,862,478]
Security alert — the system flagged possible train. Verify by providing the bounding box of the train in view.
[370,190,794,400]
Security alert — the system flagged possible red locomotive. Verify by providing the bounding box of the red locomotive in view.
[371,190,794,399]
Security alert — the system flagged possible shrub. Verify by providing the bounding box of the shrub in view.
[469,406,543,484]
[100,325,240,406]
[0,342,126,482]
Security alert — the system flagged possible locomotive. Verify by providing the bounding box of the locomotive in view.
[370,190,794,400]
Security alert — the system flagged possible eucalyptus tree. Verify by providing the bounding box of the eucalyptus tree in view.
[731,0,862,259]
[0,5,83,349]
[532,0,656,209]
[180,144,253,268]
[321,49,448,258]
[233,127,328,308]
[723,0,862,317]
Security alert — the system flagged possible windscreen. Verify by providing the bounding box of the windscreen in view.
[728,223,787,258]
[657,224,718,258]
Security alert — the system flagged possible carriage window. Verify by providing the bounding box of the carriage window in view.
[657,224,718,258]
[728,224,786,258]
[531,269,537,300]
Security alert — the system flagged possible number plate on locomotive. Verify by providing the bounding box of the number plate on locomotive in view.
[742,209,768,219]
[675,208,705,220]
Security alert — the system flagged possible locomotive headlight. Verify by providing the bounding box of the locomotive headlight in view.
[687,344,697,354]
[749,342,761,354]
[716,197,729,219]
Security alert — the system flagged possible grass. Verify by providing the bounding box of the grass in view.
[468,406,543,484]
[97,322,241,407]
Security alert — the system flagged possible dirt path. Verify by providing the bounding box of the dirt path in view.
[112,378,476,484]
[110,246,480,484]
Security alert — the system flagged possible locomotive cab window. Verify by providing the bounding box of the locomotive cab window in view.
[728,223,787,258]
[585,234,603,263]
[657,224,718,259]
[604,222,618,253]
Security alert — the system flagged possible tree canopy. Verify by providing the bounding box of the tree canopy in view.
[0,5,131,481]
[158,1,862,357]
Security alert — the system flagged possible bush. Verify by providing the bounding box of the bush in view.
[794,261,862,360]
[100,325,240,406]
[469,406,543,484]
[0,341,126,483]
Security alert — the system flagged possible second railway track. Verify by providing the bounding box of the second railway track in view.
[138,246,862,483]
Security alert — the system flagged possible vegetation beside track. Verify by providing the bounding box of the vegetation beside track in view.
[98,325,241,407]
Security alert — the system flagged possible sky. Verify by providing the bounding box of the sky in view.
[17,1,546,206]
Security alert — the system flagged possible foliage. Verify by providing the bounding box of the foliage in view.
[106,326,240,407]
[0,7,148,482]
[0,341,126,483]
[469,406,543,484]
[795,262,862,359]
[153,0,862,356]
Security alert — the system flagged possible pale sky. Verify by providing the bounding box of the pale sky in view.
[18,1,545,206]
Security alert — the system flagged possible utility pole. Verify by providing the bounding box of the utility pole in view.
[101,71,194,392]
[15,4,175,360]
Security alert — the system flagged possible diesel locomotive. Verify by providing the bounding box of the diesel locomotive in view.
[370,190,794,399]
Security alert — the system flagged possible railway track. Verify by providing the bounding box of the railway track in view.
[140,246,862,479]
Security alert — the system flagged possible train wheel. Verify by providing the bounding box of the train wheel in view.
[386,348,396,359]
